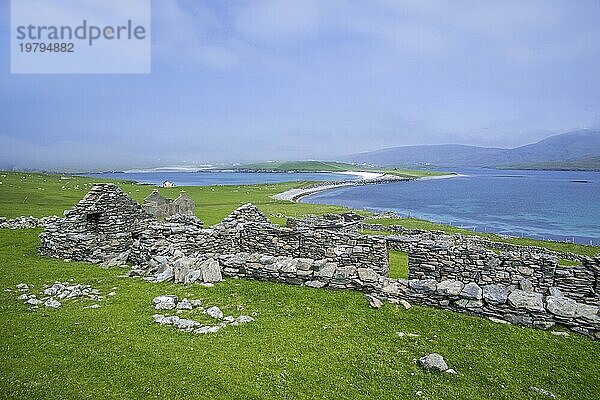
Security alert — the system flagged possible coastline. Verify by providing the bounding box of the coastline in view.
[272,172,461,202]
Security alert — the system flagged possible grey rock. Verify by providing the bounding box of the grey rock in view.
[528,386,556,398]
[519,278,534,292]
[44,298,61,308]
[190,299,202,308]
[419,353,448,372]
[551,331,569,337]
[16,283,29,291]
[25,298,42,306]
[575,303,600,323]
[366,294,383,309]
[507,290,544,312]
[488,317,511,325]
[177,298,193,310]
[548,287,564,298]
[460,282,483,300]
[436,280,464,296]
[231,315,255,326]
[18,294,28,300]
[152,295,178,310]
[173,318,200,331]
[200,258,222,283]
[155,267,174,283]
[305,280,326,289]
[546,296,578,318]
[357,268,379,283]
[205,306,224,319]
[194,325,221,334]
[398,299,412,310]
[482,284,509,305]
[409,279,437,293]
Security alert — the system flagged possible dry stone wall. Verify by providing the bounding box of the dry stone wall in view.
[130,204,389,276]
[375,277,600,338]
[39,183,154,262]
[35,186,600,338]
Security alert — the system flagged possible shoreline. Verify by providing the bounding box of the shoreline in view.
[272,172,461,202]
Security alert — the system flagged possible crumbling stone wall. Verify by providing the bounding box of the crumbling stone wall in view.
[39,183,154,262]
[143,190,195,218]
[130,204,389,276]
[406,239,599,307]
[375,277,600,338]
[37,186,599,337]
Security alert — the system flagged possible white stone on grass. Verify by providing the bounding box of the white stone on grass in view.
[419,353,449,372]
[205,306,224,319]
[152,295,178,310]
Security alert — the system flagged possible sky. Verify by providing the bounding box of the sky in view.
[1,0,600,171]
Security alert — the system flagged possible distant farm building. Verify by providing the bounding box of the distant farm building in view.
[162,181,176,188]
[143,190,195,218]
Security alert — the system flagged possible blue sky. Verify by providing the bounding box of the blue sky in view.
[1,0,600,170]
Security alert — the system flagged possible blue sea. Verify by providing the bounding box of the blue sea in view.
[302,168,600,245]
[80,171,353,186]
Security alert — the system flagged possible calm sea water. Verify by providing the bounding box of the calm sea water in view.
[79,171,353,186]
[302,168,600,245]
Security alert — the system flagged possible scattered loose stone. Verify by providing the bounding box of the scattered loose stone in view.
[398,299,412,310]
[529,386,557,398]
[16,283,29,291]
[25,298,42,306]
[152,295,178,310]
[176,298,193,310]
[551,331,570,337]
[107,291,116,297]
[205,306,224,319]
[83,304,101,309]
[396,332,405,338]
[488,317,511,325]
[44,298,61,308]
[445,369,457,375]
[366,294,383,309]
[418,354,449,372]
[18,294,28,300]
[231,315,255,325]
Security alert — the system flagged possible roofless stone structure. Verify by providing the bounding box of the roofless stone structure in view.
[143,189,195,218]
[39,183,153,262]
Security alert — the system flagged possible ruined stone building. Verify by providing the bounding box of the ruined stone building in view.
[142,189,195,218]
[39,183,154,262]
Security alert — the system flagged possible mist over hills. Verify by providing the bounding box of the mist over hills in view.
[342,130,600,168]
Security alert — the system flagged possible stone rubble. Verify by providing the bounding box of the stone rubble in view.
[0,216,60,229]
[15,282,106,309]
[151,295,254,335]
[34,184,600,338]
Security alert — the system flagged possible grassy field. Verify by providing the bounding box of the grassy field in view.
[234,160,452,179]
[0,170,599,398]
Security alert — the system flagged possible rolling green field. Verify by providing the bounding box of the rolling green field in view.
[0,171,599,399]
[234,160,452,179]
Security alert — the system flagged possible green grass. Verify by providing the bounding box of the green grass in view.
[388,250,408,279]
[1,229,599,399]
[235,160,359,172]
[559,259,582,266]
[233,160,454,178]
[363,218,600,258]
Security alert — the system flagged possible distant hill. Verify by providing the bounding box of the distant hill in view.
[498,156,600,171]
[342,130,600,168]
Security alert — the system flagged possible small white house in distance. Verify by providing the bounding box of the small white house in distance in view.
[162,180,176,188]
